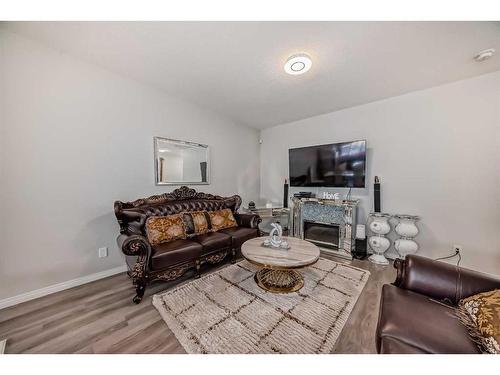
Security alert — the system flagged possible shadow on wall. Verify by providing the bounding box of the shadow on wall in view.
[0,209,126,300]
[237,158,260,209]
[74,211,127,273]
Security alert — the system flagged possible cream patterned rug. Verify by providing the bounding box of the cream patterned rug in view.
[152,258,370,354]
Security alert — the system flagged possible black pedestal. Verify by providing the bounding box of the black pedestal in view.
[353,238,368,259]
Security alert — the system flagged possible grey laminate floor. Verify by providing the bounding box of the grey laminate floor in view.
[0,254,395,354]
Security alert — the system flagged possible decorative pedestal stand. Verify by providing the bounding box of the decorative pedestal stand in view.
[393,215,420,259]
[368,213,391,265]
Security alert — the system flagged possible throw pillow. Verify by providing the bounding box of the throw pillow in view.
[145,214,186,246]
[457,289,500,354]
[182,211,211,237]
[208,208,238,232]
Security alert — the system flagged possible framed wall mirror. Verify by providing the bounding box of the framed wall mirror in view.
[154,137,210,185]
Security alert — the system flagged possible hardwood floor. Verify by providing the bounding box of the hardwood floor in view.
[0,254,395,354]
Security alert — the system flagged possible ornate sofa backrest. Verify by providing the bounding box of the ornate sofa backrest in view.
[114,186,242,235]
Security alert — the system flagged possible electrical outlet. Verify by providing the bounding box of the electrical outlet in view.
[98,247,108,258]
[453,244,463,254]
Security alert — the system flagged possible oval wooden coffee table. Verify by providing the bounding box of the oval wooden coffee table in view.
[241,236,320,293]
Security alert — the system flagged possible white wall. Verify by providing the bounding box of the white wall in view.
[0,31,260,300]
[1,28,498,304]
[260,71,500,275]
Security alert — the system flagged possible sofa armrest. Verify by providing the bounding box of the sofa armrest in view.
[394,255,500,305]
[117,234,152,257]
[234,213,262,229]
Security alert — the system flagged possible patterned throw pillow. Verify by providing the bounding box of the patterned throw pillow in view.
[182,211,211,237]
[457,289,500,354]
[145,214,186,246]
[207,208,238,232]
[191,211,211,234]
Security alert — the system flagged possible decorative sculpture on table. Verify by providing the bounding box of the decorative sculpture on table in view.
[368,212,391,265]
[393,214,420,259]
[263,223,290,249]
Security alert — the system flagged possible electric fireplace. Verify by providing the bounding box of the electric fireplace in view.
[303,221,340,249]
[291,197,359,259]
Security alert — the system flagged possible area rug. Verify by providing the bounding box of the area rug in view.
[152,258,370,354]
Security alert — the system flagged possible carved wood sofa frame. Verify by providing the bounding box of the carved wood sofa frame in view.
[114,186,261,303]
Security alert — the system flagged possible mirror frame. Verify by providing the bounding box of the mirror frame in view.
[154,136,210,186]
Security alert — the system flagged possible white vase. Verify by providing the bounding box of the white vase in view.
[369,236,391,252]
[368,213,392,265]
[395,217,419,237]
[369,216,391,235]
[394,238,418,257]
[368,236,391,265]
[393,214,420,259]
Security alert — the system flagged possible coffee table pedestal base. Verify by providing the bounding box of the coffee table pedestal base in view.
[254,268,304,293]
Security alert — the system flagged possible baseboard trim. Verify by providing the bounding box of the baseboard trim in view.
[0,265,128,310]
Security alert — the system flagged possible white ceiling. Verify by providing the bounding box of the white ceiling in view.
[4,21,500,129]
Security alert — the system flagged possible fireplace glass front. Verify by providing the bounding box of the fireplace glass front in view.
[303,221,340,249]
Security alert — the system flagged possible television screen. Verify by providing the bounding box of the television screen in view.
[289,140,366,188]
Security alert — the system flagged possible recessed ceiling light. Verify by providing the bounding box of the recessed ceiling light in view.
[474,48,495,62]
[284,54,312,75]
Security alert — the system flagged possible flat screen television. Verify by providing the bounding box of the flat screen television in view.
[289,140,366,188]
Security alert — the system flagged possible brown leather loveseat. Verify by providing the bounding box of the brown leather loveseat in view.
[376,254,500,353]
[114,186,261,303]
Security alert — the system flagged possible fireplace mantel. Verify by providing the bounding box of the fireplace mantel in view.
[291,197,359,259]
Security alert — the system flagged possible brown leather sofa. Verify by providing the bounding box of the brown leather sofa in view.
[376,254,500,353]
[114,186,261,303]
